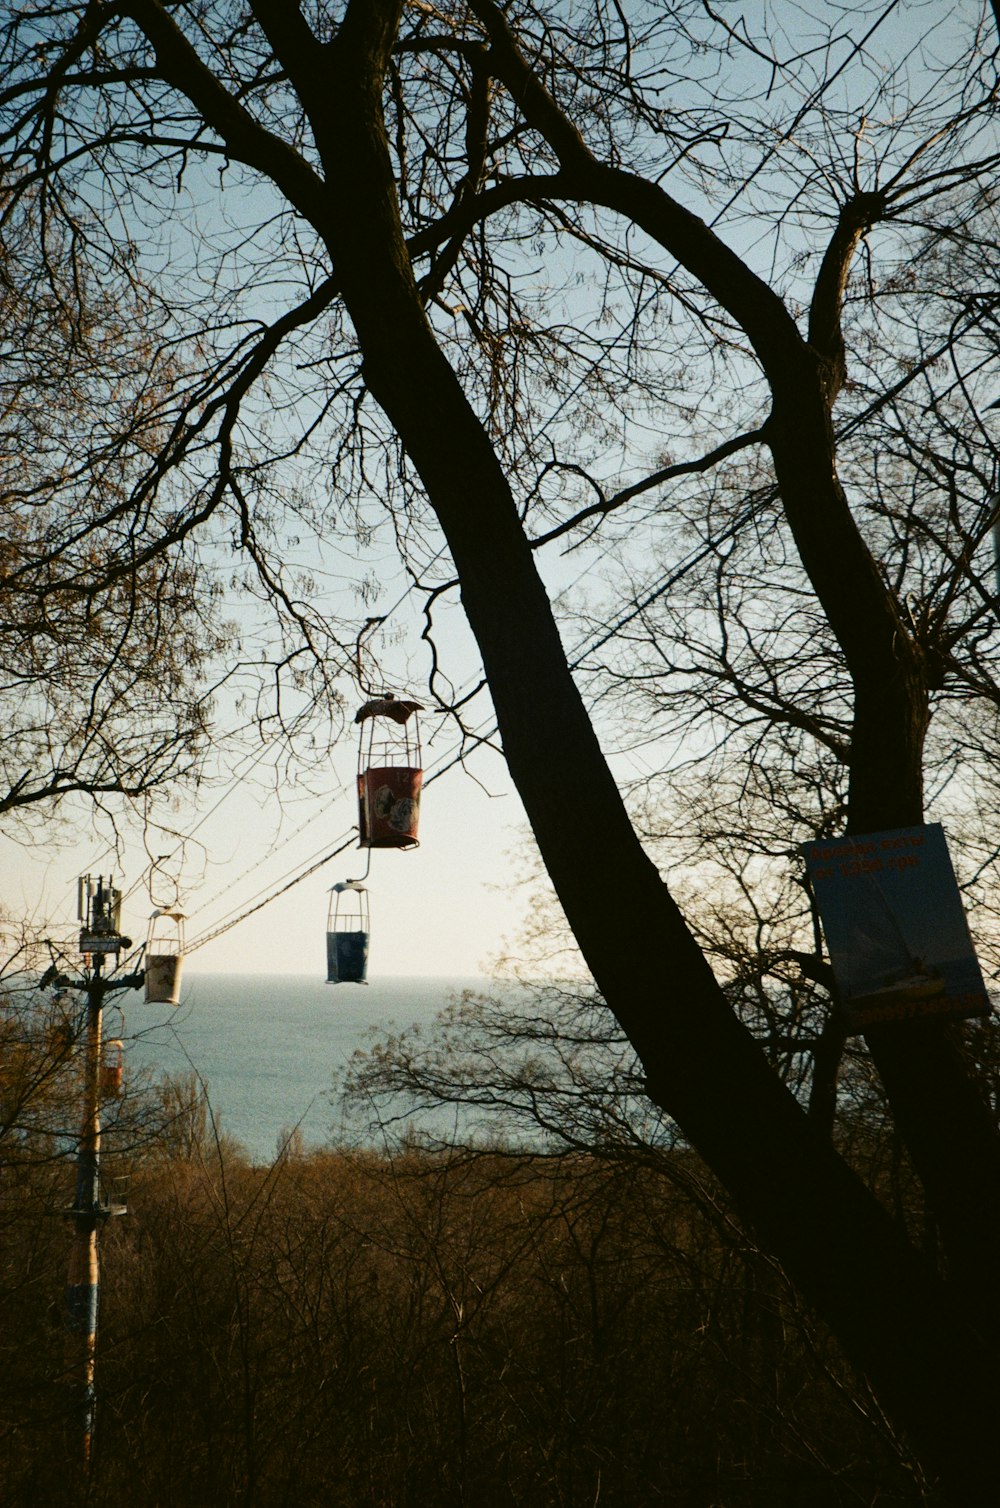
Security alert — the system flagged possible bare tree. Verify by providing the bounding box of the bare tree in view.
[6,2,1000,1493]
[0,185,234,824]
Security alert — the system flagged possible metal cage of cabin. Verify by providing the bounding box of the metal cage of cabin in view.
[145,907,186,1006]
[356,701,422,849]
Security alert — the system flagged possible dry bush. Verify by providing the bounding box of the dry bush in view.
[0,1140,933,1507]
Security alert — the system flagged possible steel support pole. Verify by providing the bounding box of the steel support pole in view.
[64,959,105,1464]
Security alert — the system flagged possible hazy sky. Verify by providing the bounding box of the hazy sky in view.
[1,711,542,981]
[9,1,966,986]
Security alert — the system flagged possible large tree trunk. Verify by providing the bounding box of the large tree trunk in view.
[460,0,1000,1307]
[765,395,1000,1305]
[272,5,1000,1496]
[139,1,1000,1494]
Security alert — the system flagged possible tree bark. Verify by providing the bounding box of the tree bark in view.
[470,0,1000,1308]
[124,1,1000,1494]
[467,0,1000,1323]
[294,4,999,1495]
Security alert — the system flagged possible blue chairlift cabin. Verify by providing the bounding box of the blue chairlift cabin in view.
[327,881,370,984]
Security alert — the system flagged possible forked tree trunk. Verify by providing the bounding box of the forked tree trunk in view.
[767,398,1000,1310]
[297,8,1000,1497]
[138,1,1000,1495]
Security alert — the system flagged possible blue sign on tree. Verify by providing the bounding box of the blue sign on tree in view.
[801,824,990,1032]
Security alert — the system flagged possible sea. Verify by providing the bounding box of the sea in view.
[122,973,486,1163]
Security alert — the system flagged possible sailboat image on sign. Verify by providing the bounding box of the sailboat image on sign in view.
[845,871,945,1011]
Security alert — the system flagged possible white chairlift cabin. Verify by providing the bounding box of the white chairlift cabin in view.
[145,907,186,1005]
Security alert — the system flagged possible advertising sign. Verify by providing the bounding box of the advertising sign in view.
[801,824,989,1032]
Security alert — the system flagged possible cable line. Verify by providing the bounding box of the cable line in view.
[182,694,505,952]
[186,832,360,953]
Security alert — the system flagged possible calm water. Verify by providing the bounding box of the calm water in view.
[122,973,484,1162]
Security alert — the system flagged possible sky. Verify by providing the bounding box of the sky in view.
[0,317,601,983]
[3,1,983,986]
[0,400,618,980]
[0,685,542,980]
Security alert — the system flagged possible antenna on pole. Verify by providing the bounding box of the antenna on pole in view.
[78,875,131,958]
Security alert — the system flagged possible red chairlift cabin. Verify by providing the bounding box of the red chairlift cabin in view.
[355,695,423,849]
[101,1039,124,1098]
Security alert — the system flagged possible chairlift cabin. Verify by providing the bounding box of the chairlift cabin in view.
[145,907,186,1006]
[101,1040,124,1098]
[355,695,423,849]
[327,882,370,984]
